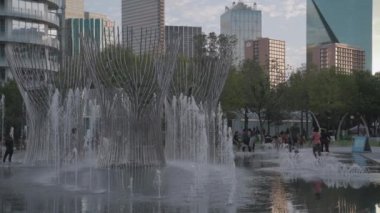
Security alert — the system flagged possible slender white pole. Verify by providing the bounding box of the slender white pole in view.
[1,95,4,158]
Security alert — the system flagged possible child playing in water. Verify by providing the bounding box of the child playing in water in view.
[311,127,321,158]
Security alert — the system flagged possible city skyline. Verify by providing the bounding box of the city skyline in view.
[85,0,380,73]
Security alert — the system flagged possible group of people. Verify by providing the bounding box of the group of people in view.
[233,128,261,152]
[233,125,331,158]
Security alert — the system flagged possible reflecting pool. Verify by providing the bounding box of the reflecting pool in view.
[1,148,380,212]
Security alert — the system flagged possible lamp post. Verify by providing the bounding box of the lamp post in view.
[350,115,354,135]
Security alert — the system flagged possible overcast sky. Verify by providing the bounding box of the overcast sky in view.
[84,0,380,73]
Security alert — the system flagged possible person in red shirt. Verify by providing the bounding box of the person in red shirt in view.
[311,127,321,158]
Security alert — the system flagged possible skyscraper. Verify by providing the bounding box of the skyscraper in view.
[220,2,262,66]
[307,0,372,71]
[165,26,202,58]
[65,0,85,19]
[66,15,115,56]
[122,0,164,52]
[245,38,286,88]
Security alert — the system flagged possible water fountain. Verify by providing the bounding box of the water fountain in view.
[4,28,237,211]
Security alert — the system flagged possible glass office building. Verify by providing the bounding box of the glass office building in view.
[307,0,373,71]
[66,15,115,56]
[221,2,262,66]
[122,0,164,53]
[0,0,61,83]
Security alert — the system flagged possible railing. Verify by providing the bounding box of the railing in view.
[0,55,59,72]
[0,33,60,49]
[0,8,60,26]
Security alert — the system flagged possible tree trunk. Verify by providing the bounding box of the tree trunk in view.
[258,112,265,143]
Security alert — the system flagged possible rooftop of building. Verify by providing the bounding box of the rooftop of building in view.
[165,25,202,29]
[225,1,259,12]
[318,42,364,51]
[246,37,285,43]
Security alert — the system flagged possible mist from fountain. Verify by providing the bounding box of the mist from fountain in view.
[277,150,369,188]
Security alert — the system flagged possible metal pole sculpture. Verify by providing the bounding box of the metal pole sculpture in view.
[6,44,90,166]
[165,34,235,164]
[6,45,60,165]
[0,95,4,158]
[6,27,234,169]
[82,27,179,167]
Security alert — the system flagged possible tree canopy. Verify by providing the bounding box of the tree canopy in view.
[220,63,380,136]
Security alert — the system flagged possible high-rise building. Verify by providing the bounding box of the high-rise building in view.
[84,12,107,20]
[245,38,286,88]
[310,43,365,75]
[307,0,372,71]
[65,0,84,19]
[165,26,202,58]
[122,0,164,52]
[66,13,115,56]
[0,0,61,83]
[220,2,262,66]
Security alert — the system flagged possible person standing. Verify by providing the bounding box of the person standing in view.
[242,129,251,152]
[311,127,321,158]
[320,129,330,152]
[3,135,14,163]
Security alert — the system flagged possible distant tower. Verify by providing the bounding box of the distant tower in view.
[221,1,262,66]
[122,0,165,52]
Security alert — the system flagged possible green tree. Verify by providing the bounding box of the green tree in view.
[241,60,271,134]
[351,71,380,134]
[194,32,236,58]
[220,66,244,120]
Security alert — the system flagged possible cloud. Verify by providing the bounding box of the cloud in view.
[286,45,306,70]
[259,0,306,19]
[165,0,226,33]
